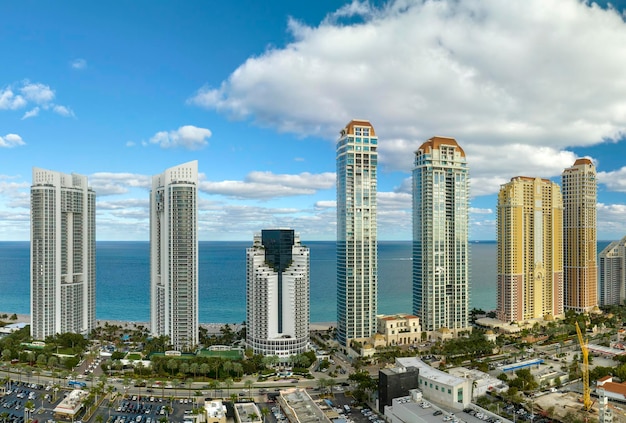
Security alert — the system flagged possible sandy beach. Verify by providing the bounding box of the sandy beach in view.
[1,312,334,334]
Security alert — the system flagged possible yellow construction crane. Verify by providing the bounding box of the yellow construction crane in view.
[575,321,592,412]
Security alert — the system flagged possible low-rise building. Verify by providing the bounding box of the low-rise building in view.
[447,367,508,398]
[597,376,626,402]
[395,357,472,409]
[234,402,262,423]
[379,365,420,413]
[277,388,331,423]
[204,400,227,423]
[376,314,421,346]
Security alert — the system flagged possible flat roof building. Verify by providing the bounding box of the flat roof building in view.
[30,167,96,340]
[395,357,472,409]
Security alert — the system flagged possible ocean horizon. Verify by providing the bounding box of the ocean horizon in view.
[0,239,573,325]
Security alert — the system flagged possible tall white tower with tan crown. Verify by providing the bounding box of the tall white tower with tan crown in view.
[336,119,378,347]
[150,161,198,351]
[412,137,470,336]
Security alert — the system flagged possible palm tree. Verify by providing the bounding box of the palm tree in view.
[95,414,104,423]
[244,379,254,398]
[23,400,35,423]
[260,407,270,423]
[189,362,199,379]
[199,363,210,381]
[224,378,234,397]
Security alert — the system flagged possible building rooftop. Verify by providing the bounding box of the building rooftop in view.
[396,357,465,386]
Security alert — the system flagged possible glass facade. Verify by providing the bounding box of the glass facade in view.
[150,161,198,351]
[412,138,470,335]
[246,229,309,358]
[30,168,96,340]
[336,120,378,346]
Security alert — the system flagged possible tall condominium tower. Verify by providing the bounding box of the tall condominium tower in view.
[598,237,626,306]
[150,161,198,350]
[246,229,310,358]
[496,177,564,323]
[562,158,598,313]
[412,137,470,336]
[30,168,96,340]
[336,119,378,347]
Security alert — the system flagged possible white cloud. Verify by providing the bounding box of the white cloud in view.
[598,167,626,193]
[52,105,74,117]
[315,200,336,209]
[470,207,493,215]
[0,133,25,148]
[21,107,40,119]
[597,203,626,239]
[70,58,87,70]
[88,172,152,196]
[0,87,26,110]
[149,125,212,150]
[189,0,626,196]
[20,82,55,104]
[1,81,74,119]
[200,171,335,200]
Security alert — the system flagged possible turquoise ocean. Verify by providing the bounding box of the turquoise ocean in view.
[0,240,546,324]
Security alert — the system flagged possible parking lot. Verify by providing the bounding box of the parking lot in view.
[0,381,57,423]
[102,395,196,423]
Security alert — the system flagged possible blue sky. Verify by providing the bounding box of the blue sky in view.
[2,0,626,241]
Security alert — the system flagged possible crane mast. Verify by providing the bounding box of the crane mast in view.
[575,321,592,413]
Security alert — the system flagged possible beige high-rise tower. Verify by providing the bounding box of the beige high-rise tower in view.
[496,177,564,323]
[562,158,598,313]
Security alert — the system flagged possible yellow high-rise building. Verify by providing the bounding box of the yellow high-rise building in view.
[496,176,564,323]
[562,158,598,313]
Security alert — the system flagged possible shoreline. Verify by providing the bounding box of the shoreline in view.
[1,313,335,333]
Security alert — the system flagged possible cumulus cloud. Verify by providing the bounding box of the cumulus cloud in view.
[0,133,25,148]
[20,82,55,104]
[88,172,152,196]
[70,58,87,70]
[597,203,626,238]
[149,125,212,150]
[598,167,626,193]
[0,87,26,110]
[470,207,493,215]
[200,171,335,200]
[315,200,336,209]
[21,107,40,120]
[1,81,73,119]
[53,105,74,117]
[189,0,626,196]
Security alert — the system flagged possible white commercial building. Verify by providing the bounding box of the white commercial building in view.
[412,137,471,336]
[246,229,309,358]
[30,168,96,340]
[396,357,472,409]
[336,119,378,347]
[150,161,199,350]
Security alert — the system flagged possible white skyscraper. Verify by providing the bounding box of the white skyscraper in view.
[30,167,96,340]
[150,161,198,350]
[336,119,378,347]
[246,229,310,358]
[599,237,626,307]
[412,137,470,336]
